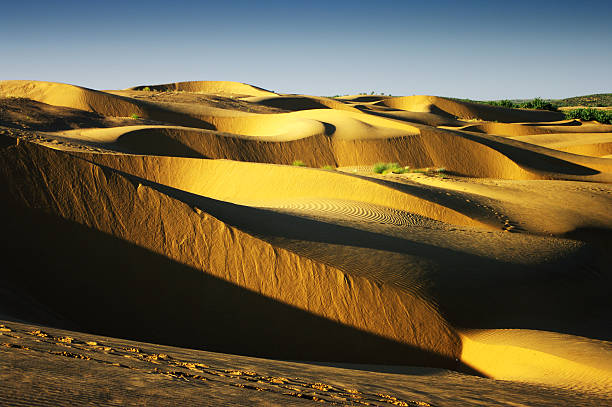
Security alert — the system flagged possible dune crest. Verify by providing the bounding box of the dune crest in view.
[128,80,277,97]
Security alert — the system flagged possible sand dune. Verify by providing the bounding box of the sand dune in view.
[506,132,612,157]
[128,80,277,97]
[1,80,612,403]
[378,95,566,122]
[461,329,612,394]
[455,121,612,137]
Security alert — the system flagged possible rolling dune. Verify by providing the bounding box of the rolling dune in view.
[378,95,566,122]
[1,80,611,404]
[128,80,277,97]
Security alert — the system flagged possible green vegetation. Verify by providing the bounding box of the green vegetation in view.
[455,93,612,113]
[556,93,612,108]
[130,113,140,119]
[564,108,612,124]
[456,97,559,112]
[373,162,404,174]
[321,165,335,170]
[373,163,447,176]
[142,86,151,92]
[291,160,307,167]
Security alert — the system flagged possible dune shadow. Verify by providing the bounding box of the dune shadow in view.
[0,198,466,370]
[250,96,331,111]
[116,131,207,158]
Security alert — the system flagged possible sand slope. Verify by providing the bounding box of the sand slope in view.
[2,319,609,407]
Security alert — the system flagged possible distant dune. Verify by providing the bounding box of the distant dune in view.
[1,80,611,405]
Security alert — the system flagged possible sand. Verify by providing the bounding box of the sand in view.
[1,79,611,405]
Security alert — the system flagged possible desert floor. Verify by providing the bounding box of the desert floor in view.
[1,80,611,406]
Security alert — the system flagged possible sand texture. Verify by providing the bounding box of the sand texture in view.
[1,80,611,405]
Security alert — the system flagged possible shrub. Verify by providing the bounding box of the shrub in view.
[142,86,151,91]
[292,160,306,167]
[519,97,559,112]
[563,108,612,124]
[498,99,516,108]
[487,99,519,108]
[373,162,411,174]
[373,162,396,173]
[321,165,335,170]
[130,113,140,119]
[594,110,612,124]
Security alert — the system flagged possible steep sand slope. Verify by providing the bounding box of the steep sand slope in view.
[0,137,461,366]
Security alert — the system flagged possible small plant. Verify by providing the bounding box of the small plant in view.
[373,162,392,173]
[373,162,410,174]
[142,86,151,91]
[292,160,306,167]
[373,163,449,176]
[130,113,140,119]
[321,165,335,170]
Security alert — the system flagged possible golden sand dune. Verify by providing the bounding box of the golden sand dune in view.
[506,132,612,157]
[461,329,612,393]
[1,80,612,403]
[43,122,612,182]
[0,80,215,128]
[455,121,612,137]
[378,95,566,122]
[128,80,277,97]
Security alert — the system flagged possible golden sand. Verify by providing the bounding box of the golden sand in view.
[1,80,611,403]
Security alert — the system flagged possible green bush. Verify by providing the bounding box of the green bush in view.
[373,163,449,176]
[130,113,140,119]
[142,86,151,91]
[594,110,612,124]
[373,162,398,173]
[373,162,411,174]
[518,97,559,112]
[292,160,307,167]
[489,99,518,108]
[321,165,335,170]
[563,108,612,124]
[458,97,559,111]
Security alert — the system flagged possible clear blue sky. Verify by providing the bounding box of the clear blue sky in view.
[1,0,611,99]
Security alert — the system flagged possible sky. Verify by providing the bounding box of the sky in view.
[1,0,611,99]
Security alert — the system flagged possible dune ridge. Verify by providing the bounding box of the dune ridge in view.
[128,80,277,96]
